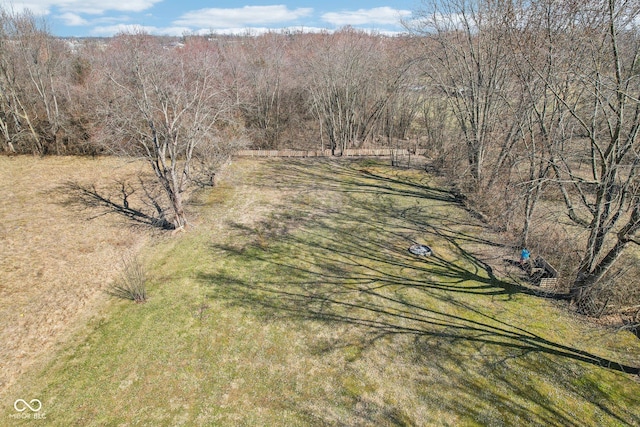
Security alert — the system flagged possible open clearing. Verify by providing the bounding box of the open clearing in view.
[0,156,148,396]
[2,157,640,425]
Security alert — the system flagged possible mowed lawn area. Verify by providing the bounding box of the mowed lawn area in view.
[2,157,640,426]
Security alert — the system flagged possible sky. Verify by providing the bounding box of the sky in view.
[0,1,423,37]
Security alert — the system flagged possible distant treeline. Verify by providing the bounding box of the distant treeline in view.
[0,10,423,156]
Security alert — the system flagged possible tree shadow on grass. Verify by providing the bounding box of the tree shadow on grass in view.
[254,158,515,250]
[203,158,639,424]
[200,236,639,424]
[211,158,639,373]
[202,237,640,376]
[200,246,639,425]
[254,157,459,204]
[56,177,177,230]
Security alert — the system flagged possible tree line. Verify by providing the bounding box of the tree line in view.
[409,0,640,319]
[1,2,639,320]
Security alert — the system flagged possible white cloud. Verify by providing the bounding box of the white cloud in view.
[0,1,51,15]
[174,5,313,29]
[91,15,133,24]
[68,0,161,15]
[0,0,161,16]
[322,7,411,27]
[58,12,88,26]
[2,2,411,37]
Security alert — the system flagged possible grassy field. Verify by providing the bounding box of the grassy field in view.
[2,157,639,426]
[0,156,148,397]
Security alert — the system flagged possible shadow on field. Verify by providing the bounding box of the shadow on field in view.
[202,159,639,424]
[57,176,175,230]
[202,234,639,376]
[253,157,460,205]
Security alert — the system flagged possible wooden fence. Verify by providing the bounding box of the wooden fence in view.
[236,148,427,158]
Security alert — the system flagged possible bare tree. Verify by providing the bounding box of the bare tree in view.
[0,10,43,153]
[0,9,75,155]
[408,0,518,190]
[229,33,290,149]
[378,36,423,146]
[411,0,640,312]
[304,28,405,155]
[97,33,240,229]
[500,0,573,246]
[513,0,640,309]
[0,15,16,153]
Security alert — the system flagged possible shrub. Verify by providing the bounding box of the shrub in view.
[107,254,147,303]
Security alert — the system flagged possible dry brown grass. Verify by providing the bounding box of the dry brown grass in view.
[0,155,148,396]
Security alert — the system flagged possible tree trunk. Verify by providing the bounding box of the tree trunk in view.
[572,202,640,310]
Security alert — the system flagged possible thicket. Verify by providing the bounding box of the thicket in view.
[1,2,639,325]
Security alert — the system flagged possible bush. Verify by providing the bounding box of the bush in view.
[107,255,147,303]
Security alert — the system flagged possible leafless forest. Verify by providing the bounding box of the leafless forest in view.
[1,1,639,327]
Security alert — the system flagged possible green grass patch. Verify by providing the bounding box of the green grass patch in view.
[3,158,640,426]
